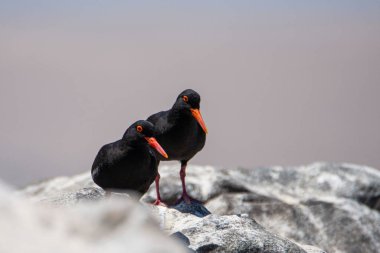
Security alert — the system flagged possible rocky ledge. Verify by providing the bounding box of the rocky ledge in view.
[15,162,380,253]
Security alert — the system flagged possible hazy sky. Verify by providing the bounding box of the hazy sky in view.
[1,1,380,186]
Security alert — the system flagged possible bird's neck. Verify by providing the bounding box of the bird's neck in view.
[122,135,146,148]
[168,107,192,124]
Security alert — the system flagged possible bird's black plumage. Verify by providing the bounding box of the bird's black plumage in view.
[147,89,207,203]
[147,109,206,162]
[91,120,159,194]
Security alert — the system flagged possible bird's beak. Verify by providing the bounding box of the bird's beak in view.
[190,108,208,134]
[145,137,169,159]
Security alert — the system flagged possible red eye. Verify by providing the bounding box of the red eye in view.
[183,96,189,103]
[136,125,143,132]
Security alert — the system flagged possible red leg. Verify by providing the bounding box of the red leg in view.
[180,162,192,204]
[153,173,166,206]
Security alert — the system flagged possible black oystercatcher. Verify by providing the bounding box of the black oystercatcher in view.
[91,120,168,204]
[147,89,207,204]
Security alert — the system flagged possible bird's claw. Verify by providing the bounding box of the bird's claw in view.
[153,199,167,207]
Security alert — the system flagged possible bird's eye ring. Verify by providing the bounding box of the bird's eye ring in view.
[136,125,143,132]
[183,96,189,103]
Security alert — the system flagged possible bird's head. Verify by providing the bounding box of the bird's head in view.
[174,89,208,134]
[123,120,168,159]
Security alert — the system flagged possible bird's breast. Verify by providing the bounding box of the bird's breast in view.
[157,119,206,160]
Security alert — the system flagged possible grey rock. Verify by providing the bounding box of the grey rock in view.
[170,232,191,246]
[170,198,211,217]
[19,162,380,253]
[141,163,380,253]
[17,178,322,253]
[1,182,187,253]
[170,232,196,253]
[18,173,136,206]
[152,205,323,253]
[19,173,98,203]
[17,166,325,253]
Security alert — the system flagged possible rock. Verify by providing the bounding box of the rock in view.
[19,162,380,253]
[18,173,98,204]
[18,167,326,253]
[170,232,191,247]
[2,181,187,253]
[144,163,380,253]
[140,163,380,253]
[171,198,212,217]
[202,163,380,253]
[151,205,325,253]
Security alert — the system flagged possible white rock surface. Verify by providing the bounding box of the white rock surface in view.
[16,179,323,253]
[1,182,186,253]
[151,205,324,253]
[143,163,380,253]
[17,162,380,253]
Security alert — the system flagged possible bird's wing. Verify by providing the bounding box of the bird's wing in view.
[147,110,168,124]
[146,148,157,166]
[91,151,104,180]
[91,144,109,172]
[146,111,164,124]
[91,141,123,173]
[147,110,171,134]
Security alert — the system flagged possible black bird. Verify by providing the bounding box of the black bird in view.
[147,89,208,204]
[91,120,168,201]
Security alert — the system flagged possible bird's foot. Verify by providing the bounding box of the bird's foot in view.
[152,199,167,207]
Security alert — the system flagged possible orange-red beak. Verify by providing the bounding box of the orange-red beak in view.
[145,137,169,159]
[190,109,208,134]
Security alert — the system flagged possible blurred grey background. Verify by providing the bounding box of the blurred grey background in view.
[1,1,379,186]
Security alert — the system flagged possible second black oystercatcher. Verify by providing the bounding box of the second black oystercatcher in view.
[91,120,168,204]
[147,89,208,204]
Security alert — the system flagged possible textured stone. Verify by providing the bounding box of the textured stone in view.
[1,182,186,253]
[151,205,324,253]
[142,163,380,253]
[18,162,379,253]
